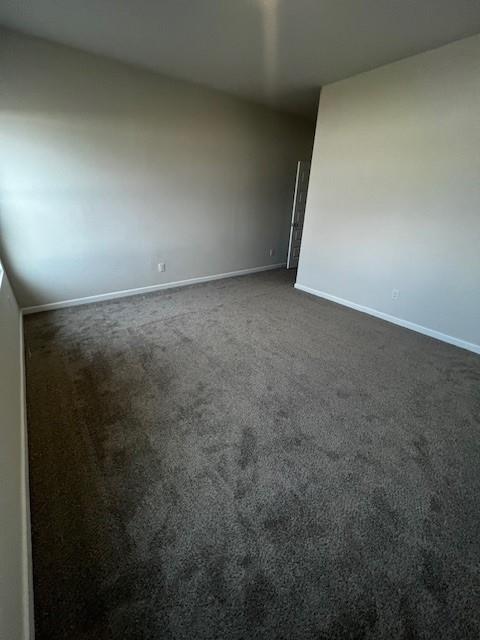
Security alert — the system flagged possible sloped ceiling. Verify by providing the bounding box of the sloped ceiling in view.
[1,0,480,119]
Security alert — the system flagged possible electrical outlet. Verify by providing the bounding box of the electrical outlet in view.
[391,288,400,300]
[269,248,276,257]
[158,262,166,273]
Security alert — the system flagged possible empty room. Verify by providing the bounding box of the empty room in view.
[1,2,479,639]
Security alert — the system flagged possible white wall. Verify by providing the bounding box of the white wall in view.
[0,29,314,308]
[297,34,480,351]
[0,265,32,640]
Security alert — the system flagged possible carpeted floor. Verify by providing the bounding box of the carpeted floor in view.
[24,269,480,640]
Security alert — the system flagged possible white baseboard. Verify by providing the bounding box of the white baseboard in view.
[22,263,286,315]
[19,314,35,639]
[294,283,480,355]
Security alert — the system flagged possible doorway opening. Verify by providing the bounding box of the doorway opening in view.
[287,160,311,269]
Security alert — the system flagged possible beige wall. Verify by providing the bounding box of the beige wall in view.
[297,34,480,351]
[0,30,314,307]
[0,266,31,640]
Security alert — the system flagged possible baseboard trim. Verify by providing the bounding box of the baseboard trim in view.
[22,263,286,315]
[19,314,35,639]
[294,283,480,355]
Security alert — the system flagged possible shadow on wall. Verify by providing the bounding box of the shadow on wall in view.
[0,27,315,308]
[0,214,25,300]
[0,215,48,306]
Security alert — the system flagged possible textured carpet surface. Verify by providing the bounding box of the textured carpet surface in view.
[24,269,480,640]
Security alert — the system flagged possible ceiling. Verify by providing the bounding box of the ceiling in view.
[2,0,480,119]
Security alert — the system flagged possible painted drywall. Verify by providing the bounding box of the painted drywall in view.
[0,265,31,640]
[297,34,480,349]
[0,30,314,307]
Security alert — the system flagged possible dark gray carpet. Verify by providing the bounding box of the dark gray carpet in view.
[24,269,480,640]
